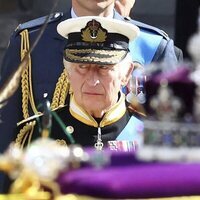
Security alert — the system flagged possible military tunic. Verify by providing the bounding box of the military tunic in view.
[16,93,143,149]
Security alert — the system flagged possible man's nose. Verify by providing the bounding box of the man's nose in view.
[86,68,100,86]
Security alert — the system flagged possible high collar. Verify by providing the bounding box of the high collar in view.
[69,93,126,127]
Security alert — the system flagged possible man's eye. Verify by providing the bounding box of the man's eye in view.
[99,65,109,70]
[79,65,88,69]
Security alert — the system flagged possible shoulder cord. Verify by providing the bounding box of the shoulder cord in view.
[51,68,69,110]
[17,30,70,148]
[16,69,70,148]
[20,29,40,118]
[15,30,40,148]
[15,121,36,149]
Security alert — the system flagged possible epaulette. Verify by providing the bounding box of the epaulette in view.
[124,16,169,40]
[15,12,64,34]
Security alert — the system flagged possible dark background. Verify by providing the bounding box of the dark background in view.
[0,0,199,68]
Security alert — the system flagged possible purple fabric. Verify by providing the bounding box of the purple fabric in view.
[57,151,200,198]
[145,66,197,115]
[150,66,192,84]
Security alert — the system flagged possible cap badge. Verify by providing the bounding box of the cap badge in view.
[81,19,107,43]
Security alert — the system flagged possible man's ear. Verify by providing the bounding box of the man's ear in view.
[121,62,134,86]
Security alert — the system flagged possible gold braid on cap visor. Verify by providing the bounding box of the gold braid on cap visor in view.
[65,49,127,64]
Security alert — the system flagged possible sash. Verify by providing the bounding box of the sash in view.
[129,30,163,65]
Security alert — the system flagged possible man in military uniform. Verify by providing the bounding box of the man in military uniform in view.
[1,16,144,192]
[0,0,182,192]
[0,0,182,150]
[16,16,143,149]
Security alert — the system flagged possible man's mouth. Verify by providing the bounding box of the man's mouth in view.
[83,92,103,96]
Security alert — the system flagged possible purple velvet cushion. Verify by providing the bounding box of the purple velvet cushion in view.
[57,151,200,199]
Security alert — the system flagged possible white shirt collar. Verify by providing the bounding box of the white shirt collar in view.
[71,7,78,18]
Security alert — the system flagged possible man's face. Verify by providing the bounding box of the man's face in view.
[72,0,115,16]
[67,61,129,118]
